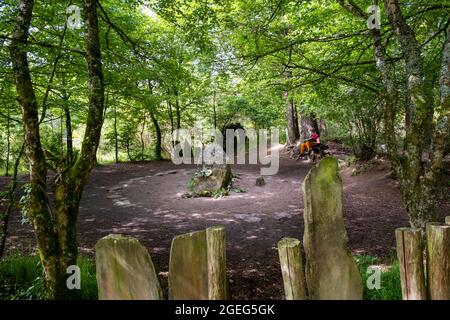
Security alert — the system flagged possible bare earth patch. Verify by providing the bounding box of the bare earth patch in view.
[4,152,450,299]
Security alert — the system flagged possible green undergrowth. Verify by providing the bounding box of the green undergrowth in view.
[0,253,401,300]
[355,255,402,300]
[0,253,97,300]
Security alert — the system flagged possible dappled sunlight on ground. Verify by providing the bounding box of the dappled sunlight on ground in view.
[5,155,438,299]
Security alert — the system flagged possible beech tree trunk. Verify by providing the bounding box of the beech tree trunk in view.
[114,105,119,163]
[0,144,24,258]
[286,94,299,144]
[147,81,162,160]
[139,109,146,160]
[338,0,450,230]
[300,114,319,142]
[174,88,181,130]
[5,107,11,176]
[149,110,162,160]
[213,90,217,130]
[63,99,73,163]
[10,0,105,298]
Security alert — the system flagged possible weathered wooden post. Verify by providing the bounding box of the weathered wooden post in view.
[395,227,426,300]
[302,157,363,300]
[95,234,163,300]
[278,237,307,300]
[426,223,450,300]
[206,226,228,299]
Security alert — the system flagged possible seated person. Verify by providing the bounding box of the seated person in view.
[299,131,320,156]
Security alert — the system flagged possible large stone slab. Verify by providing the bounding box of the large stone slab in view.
[95,234,163,300]
[302,157,363,300]
[168,230,209,299]
[188,164,232,196]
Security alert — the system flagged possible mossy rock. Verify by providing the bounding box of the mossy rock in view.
[256,176,265,186]
[188,165,232,197]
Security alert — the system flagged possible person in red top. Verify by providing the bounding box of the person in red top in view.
[310,132,320,143]
[299,131,320,156]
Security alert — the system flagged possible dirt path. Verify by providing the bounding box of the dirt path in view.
[4,152,449,299]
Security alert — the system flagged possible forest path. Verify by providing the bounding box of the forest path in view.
[6,152,447,299]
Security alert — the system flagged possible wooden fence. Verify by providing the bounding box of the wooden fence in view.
[94,157,450,300]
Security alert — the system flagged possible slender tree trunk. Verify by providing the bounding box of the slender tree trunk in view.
[383,0,438,228]
[173,88,181,148]
[168,101,175,146]
[52,0,106,298]
[300,114,320,141]
[175,93,181,130]
[338,0,450,230]
[285,94,300,144]
[0,144,24,258]
[213,90,217,129]
[61,90,73,163]
[149,109,162,160]
[311,114,320,135]
[114,105,118,163]
[10,0,62,298]
[10,0,105,298]
[5,107,11,176]
[140,110,146,160]
[147,81,162,160]
[284,69,300,144]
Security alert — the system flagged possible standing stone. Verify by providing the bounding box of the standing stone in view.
[95,234,163,300]
[188,164,232,196]
[169,230,209,299]
[302,157,363,300]
[446,216,450,225]
[256,176,265,186]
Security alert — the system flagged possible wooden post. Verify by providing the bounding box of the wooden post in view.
[445,216,450,225]
[206,226,228,299]
[426,223,450,300]
[278,237,307,300]
[395,228,426,300]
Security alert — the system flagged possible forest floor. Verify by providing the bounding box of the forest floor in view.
[3,144,450,299]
